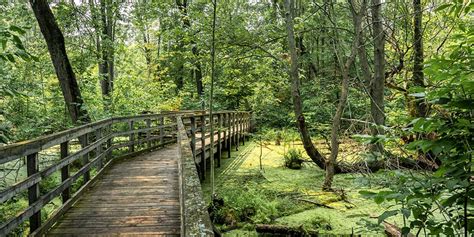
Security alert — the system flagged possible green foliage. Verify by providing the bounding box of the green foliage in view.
[284,148,304,169]
[0,24,36,63]
[0,199,28,235]
[360,5,473,235]
[210,175,282,226]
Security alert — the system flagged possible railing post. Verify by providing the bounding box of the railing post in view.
[159,116,164,146]
[60,141,70,203]
[190,116,196,163]
[217,113,222,167]
[235,113,239,151]
[222,113,227,151]
[107,123,113,160]
[96,128,103,169]
[129,121,135,152]
[247,113,251,141]
[200,114,206,180]
[146,119,151,148]
[240,113,245,146]
[83,133,90,182]
[230,113,234,147]
[227,113,231,158]
[27,152,41,233]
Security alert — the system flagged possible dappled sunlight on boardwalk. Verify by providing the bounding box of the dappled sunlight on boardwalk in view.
[47,145,181,236]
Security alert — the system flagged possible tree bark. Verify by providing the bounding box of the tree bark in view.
[323,0,366,191]
[369,0,385,154]
[176,0,204,107]
[256,224,318,235]
[99,0,114,109]
[284,0,327,170]
[30,0,90,124]
[357,28,372,88]
[412,0,426,117]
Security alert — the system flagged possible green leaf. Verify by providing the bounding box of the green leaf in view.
[435,3,452,12]
[401,227,411,236]
[374,195,385,204]
[401,208,411,218]
[378,210,398,224]
[0,134,9,144]
[359,190,376,198]
[0,39,6,50]
[12,35,25,50]
[408,92,426,98]
[442,193,462,207]
[9,25,26,34]
[5,54,15,62]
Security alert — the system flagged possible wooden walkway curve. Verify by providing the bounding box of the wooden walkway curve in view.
[48,145,181,236]
[0,111,252,237]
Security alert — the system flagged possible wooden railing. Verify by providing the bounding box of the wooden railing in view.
[177,111,251,236]
[0,110,251,236]
[181,111,252,180]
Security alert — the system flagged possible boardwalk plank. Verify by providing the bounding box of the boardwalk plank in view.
[46,145,181,236]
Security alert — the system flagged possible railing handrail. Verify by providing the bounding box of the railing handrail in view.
[0,110,251,163]
[176,116,214,236]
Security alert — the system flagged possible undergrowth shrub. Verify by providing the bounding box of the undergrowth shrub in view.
[209,174,311,228]
[284,148,304,169]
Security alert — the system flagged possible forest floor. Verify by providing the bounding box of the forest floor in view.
[202,139,406,236]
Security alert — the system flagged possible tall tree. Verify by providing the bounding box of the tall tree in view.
[283,0,327,170]
[30,0,90,124]
[412,0,426,117]
[100,0,115,109]
[369,0,385,154]
[209,0,217,196]
[176,0,204,108]
[323,0,367,190]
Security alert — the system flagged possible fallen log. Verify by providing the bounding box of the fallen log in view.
[295,198,334,209]
[255,224,318,236]
[384,221,415,237]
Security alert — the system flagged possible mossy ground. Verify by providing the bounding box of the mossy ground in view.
[202,140,405,236]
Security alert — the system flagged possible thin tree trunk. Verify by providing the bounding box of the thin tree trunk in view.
[99,0,109,100]
[142,26,153,79]
[99,0,114,109]
[30,0,90,124]
[412,0,426,117]
[176,0,204,106]
[209,0,217,196]
[323,0,366,190]
[106,0,114,93]
[370,0,385,154]
[284,0,327,170]
[357,29,371,87]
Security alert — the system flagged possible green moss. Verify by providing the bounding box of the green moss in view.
[202,141,406,235]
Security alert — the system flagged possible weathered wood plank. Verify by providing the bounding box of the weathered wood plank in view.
[45,145,181,236]
[177,117,214,236]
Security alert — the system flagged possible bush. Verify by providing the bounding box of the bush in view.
[284,148,304,169]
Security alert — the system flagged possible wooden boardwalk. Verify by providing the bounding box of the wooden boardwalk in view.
[0,111,250,236]
[47,145,181,236]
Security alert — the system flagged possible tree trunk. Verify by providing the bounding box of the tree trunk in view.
[256,224,318,235]
[30,0,90,124]
[99,0,114,109]
[357,28,371,88]
[369,0,385,154]
[412,0,426,117]
[323,0,366,191]
[283,0,327,170]
[176,0,204,107]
